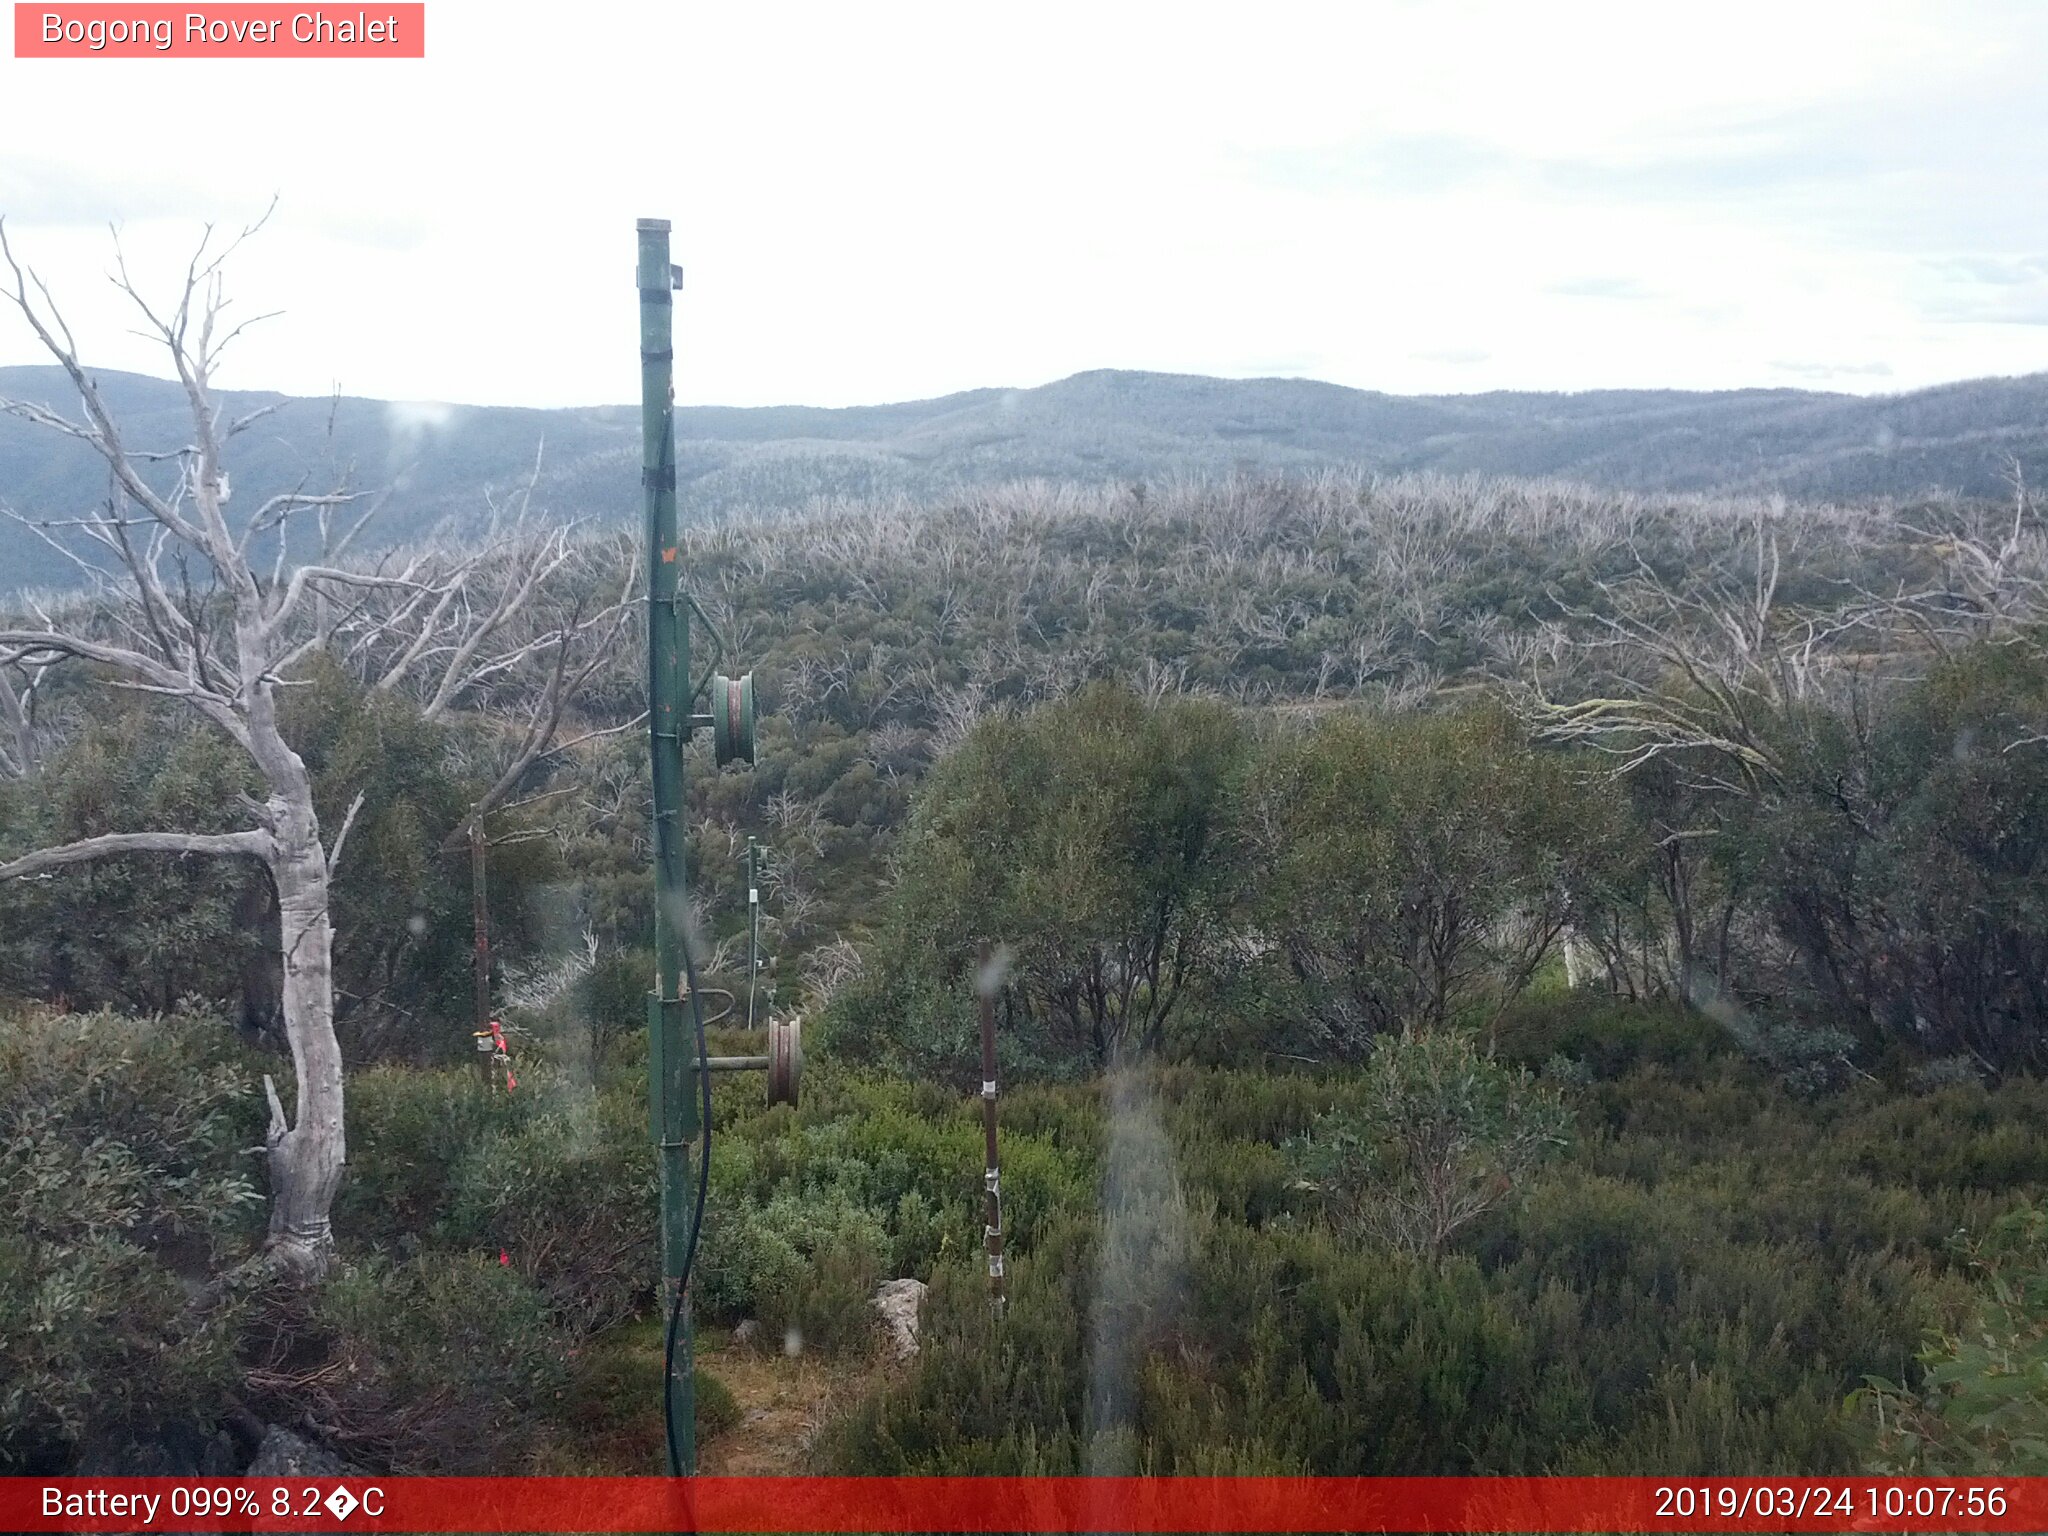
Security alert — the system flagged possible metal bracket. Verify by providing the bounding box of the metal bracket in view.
[638,265,682,297]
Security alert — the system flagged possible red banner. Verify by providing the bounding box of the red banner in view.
[13,4,424,57]
[4,1476,2042,1532]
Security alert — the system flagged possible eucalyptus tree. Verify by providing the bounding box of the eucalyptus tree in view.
[1245,705,1592,1051]
[0,215,628,1277]
[845,682,1251,1077]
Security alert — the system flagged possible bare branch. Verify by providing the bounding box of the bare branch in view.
[0,828,271,881]
[325,790,367,876]
[263,561,423,640]
[0,219,211,549]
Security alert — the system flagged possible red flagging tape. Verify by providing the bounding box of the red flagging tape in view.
[8,1476,2045,1533]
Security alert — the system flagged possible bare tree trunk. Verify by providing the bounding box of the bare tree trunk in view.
[261,800,346,1279]
[235,877,284,1046]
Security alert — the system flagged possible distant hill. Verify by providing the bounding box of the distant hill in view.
[3,364,2044,593]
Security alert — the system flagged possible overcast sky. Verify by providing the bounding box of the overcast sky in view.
[0,1,2043,409]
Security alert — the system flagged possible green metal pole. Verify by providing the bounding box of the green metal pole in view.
[639,216,697,1476]
[746,836,760,1031]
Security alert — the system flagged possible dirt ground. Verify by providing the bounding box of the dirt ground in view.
[695,1337,881,1475]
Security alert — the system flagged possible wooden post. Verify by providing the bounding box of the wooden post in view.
[977,942,1007,1314]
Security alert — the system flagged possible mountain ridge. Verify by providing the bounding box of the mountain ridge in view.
[3,363,2043,593]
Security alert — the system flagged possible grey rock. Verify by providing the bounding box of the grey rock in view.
[731,1318,761,1349]
[248,1425,351,1478]
[871,1277,927,1360]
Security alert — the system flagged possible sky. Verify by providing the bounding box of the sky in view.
[0,1,2043,410]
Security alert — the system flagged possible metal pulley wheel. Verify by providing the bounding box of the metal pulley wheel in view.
[711,671,756,766]
[766,1013,802,1107]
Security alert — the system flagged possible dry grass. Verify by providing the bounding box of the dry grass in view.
[694,1333,881,1475]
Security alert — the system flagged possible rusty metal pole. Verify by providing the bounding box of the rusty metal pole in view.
[470,820,491,1086]
[977,942,1007,1314]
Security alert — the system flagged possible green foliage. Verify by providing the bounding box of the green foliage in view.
[10,980,2048,1480]
[1292,1029,1572,1257]
[848,683,1250,1078]
[283,663,562,1060]
[845,697,1618,1079]
[441,1090,656,1336]
[708,1068,1095,1263]
[0,1237,248,1475]
[334,1064,523,1248]
[1744,644,2048,1069]
[1247,706,1599,1050]
[0,705,265,1015]
[0,1007,264,1472]
[567,945,657,1069]
[819,1025,2043,1476]
[1493,994,1733,1080]
[338,1063,655,1336]
[0,664,560,1061]
[695,1187,889,1355]
[1858,1204,2048,1474]
[247,1252,571,1474]
[8,463,2048,1481]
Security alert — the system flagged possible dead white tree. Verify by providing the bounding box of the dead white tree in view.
[0,645,51,778]
[0,215,618,1278]
[340,513,641,851]
[1519,513,1873,794]
[1511,510,1884,1001]
[1882,461,2047,659]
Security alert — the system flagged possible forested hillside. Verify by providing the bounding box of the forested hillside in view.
[5,362,2047,593]
[4,470,2046,1478]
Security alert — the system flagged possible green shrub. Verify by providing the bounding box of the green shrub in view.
[1494,994,1732,1079]
[245,1252,571,1474]
[1858,1203,2048,1473]
[334,1064,522,1249]
[1292,1029,1571,1258]
[338,1064,655,1335]
[1244,706,1602,1049]
[839,684,1252,1078]
[440,1080,655,1336]
[0,1235,246,1474]
[0,1008,263,1472]
[816,1002,2048,1477]
[695,1187,889,1354]
[561,946,656,1070]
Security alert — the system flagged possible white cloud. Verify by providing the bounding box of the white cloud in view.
[0,0,2041,408]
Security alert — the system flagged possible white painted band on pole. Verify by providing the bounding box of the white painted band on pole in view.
[981,1080,997,1097]
[749,888,758,904]
[988,1256,1004,1278]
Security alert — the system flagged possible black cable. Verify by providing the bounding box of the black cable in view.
[662,929,714,1477]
